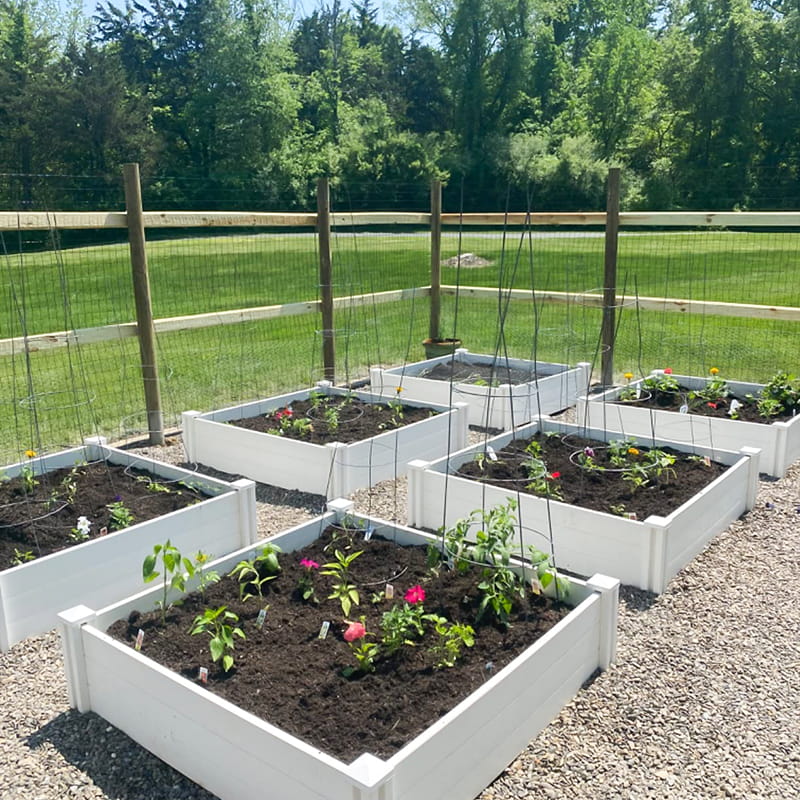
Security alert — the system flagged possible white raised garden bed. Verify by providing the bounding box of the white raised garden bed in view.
[576,372,800,477]
[0,438,256,652]
[370,350,591,429]
[182,383,468,498]
[407,419,760,594]
[59,499,619,800]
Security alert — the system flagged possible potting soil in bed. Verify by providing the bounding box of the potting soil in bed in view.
[108,525,570,763]
[457,432,727,520]
[0,462,208,568]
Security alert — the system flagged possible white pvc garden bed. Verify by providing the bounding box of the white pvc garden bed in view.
[370,349,591,429]
[59,499,619,800]
[0,438,257,652]
[406,419,760,594]
[182,383,469,498]
[576,372,800,477]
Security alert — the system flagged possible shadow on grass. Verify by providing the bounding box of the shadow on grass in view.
[27,709,217,800]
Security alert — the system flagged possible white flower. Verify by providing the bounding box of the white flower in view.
[76,516,92,535]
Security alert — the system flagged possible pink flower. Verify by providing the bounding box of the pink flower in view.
[707,402,717,409]
[404,585,426,604]
[299,558,319,570]
[343,621,366,642]
[663,368,673,375]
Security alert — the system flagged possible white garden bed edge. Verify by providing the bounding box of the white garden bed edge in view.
[0,438,256,652]
[182,383,469,498]
[370,349,591,429]
[576,371,800,477]
[59,499,619,800]
[406,418,760,594]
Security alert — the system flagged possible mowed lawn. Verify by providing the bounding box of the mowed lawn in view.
[2,228,799,459]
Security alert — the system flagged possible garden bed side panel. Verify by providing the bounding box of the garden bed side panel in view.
[182,391,468,498]
[577,374,800,477]
[0,444,257,652]
[406,420,759,593]
[58,509,619,800]
[370,352,591,428]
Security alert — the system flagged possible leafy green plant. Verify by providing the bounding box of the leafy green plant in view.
[321,549,362,616]
[297,557,320,603]
[527,546,571,598]
[11,548,35,566]
[107,499,135,530]
[756,372,800,418]
[190,605,245,673]
[193,550,220,600]
[136,475,172,494]
[380,597,427,655]
[342,620,378,674]
[142,540,196,625]
[427,615,475,668]
[642,368,680,396]
[19,466,38,494]
[229,544,282,602]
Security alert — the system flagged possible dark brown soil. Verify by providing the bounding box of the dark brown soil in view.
[230,396,436,444]
[619,387,793,424]
[0,462,208,569]
[457,432,727,520]
[420,361,543,386]
[107,526,571,763]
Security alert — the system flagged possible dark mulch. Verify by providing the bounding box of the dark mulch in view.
[0,461,208,569]
[107,525,571,763]
[457,432,727,520]
[230,396,436,444]
[419,361,542,386]
[619,387,793,425]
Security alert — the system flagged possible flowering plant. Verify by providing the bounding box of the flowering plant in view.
[297,557,320,603]
[70,515,92,542]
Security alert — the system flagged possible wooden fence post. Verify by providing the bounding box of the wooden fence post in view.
[601,167,621,388]
[317,177,335,382]
[429,179,442,341]
[123,163,164,445]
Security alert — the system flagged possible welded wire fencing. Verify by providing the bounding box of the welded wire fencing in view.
[2,169,799,465]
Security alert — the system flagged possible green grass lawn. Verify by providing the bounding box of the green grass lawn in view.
[1,228,799,461]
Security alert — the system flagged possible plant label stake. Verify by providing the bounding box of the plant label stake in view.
[318,621,330,640]
[625,512,638,520]
[729,399,741,416]
[530,577,542,595]
[385,583,394,600]
[100,526,108,536]
[198,667,208,684]
[679,404,689,414]
[364,525,375,542]
[487,446,498,461]
[703,456,711,467]
[256,608,268,629]
[134,629,144,651]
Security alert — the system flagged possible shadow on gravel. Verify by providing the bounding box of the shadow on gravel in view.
[27,710,217,800]
[177,460,327,512]
[619,584,659,613]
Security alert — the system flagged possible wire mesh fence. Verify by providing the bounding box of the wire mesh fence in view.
[2,173,799,465]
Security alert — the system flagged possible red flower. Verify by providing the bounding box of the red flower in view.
[343,621,366,642]
[707,402,717,409]
[548,471,561,480]
[275,407,293,420]
[663,368,673,375]
[404,585,426,604]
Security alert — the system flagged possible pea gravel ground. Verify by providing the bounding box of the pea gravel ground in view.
[1,435,798,800]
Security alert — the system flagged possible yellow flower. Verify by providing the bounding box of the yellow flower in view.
[24,449,36,459]
[623,372,634,381]
[395,386,403,394]
[628,447,640,456]
[709,367,719,375]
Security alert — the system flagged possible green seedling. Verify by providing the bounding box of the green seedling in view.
[190,605,245,673]
[142,540,196,625]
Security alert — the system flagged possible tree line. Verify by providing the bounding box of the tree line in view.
[1,0,798,212]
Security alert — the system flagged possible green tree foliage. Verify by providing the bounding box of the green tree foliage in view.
[2,0,800,211]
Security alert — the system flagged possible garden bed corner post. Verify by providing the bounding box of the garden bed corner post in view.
[58,604,96,712]
[123,162,164,445]
[586,574,620,670]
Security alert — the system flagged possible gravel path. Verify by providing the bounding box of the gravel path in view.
[1,437,798,800]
